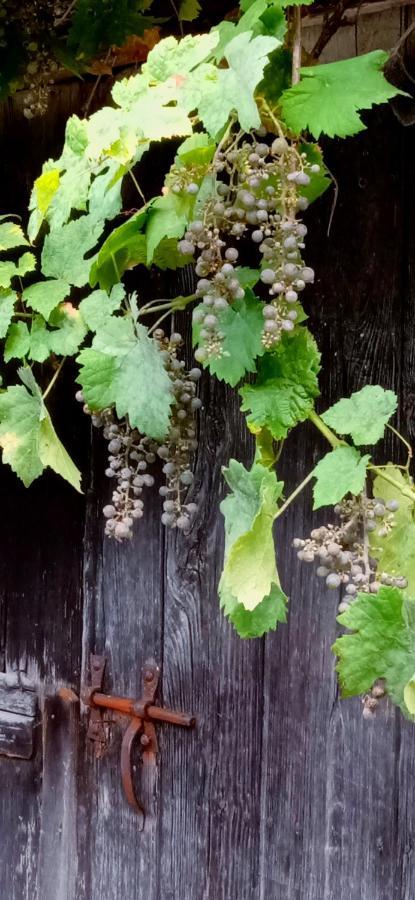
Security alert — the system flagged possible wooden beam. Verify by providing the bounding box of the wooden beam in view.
[303,0,415,28]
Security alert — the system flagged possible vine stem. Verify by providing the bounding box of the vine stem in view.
[309,409,415,502]
[148,309,175,335]
[139,294,196,318]
[274,470,314,521]
[128,169,146,204]
[291,5,302,85]
[386,423,413,470]
[366,465,415,500]
[42,357,66,401]
[258,99,286,139]
[168,0,184,36]
[307,408,345,448]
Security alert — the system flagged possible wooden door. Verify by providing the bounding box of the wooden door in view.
[2,94,415,900]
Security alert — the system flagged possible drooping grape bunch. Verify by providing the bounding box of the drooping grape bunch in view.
[293,493,407,612]
[3,0,61,117]
[154,329,202,532]
[177,129,318,361]
[77,330,201,539]
[75,397,157,540]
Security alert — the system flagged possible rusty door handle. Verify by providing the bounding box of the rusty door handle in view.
[82,656,195,821]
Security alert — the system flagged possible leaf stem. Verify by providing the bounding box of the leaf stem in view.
[274,470,314,521]
[148,309,174,335]
[386,422,413,471]
[307,408,345,448]
[168,0,184,36]
[139,294,196,318]
[367,464,415,501]
[42,357,66,401]
[309,410,415,502]
[128,169,146,204]
[258,99,286,139]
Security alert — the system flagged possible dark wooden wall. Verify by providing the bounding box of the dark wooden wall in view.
[1,77,415,900]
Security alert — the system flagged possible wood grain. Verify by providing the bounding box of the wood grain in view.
[1,37,415,900]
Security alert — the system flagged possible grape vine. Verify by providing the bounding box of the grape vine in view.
[1,0,415,722]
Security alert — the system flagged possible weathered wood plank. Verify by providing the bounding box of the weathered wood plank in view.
[160,366,264,900]
[0,677,37,717]
[260,107,410,900]
[76,434,164,900]
[37,690,79,900]
[0,710,36,759]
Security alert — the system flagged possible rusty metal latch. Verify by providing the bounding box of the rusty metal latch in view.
[82,655,195,818]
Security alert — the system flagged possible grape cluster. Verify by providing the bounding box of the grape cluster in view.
[76,396,155,540]
[154,329,202,531]
[362,680,387,720]
[181,224,244,362]
[3,0,61,117]
[293,494,407,612]
[76,330,201,539]
[167,163,206,197]
[177,130,318,359]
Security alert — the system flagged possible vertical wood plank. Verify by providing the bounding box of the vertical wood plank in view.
[76,434,164,899]
[260,108,408,900]
[159,374,264,900]
[37,691,79,900]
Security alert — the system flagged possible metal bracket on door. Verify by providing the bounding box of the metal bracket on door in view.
[82,654,195,818]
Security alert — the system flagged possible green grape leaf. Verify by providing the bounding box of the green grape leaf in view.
[186,31,280,136]
[280,51,406,139]
[34,169,61,216]
[312,445,370,510]
[219,460,286,619]
[193,289,265,386]
[0,252,37,289]
[22,279,71,320]
[0,384,44,486]
[176,132,216,167]
[143,33,218,82]
[258,47,292,107]
[222,583,287,638]
[41,216,104,288]
[48,303,88,355]
[0,373,81,491]
[0,263,17,289]
[67,0,151,59]
[79,284,125,331]
[4,322,30,362]
[89,209,148,290]
[179,0,201,20]
[370,466,415,593]
[65,115,88,156]
[77,320,173,438]
[333,586,415,718]
[28,316,52,363]
[88,162,123,224]
[153,237,193,270]
[17,253,37,277]
[236,267,260,289]
[0,221,29,251]
[146,192,195,263]
[31,159,92,236]
[298,143,332,203]
[322,385,397,446]
[404,676,415,715]
[240,328,320,439]
[214,1,286,61]
[38,414,82,493]
[0,289,16,339]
